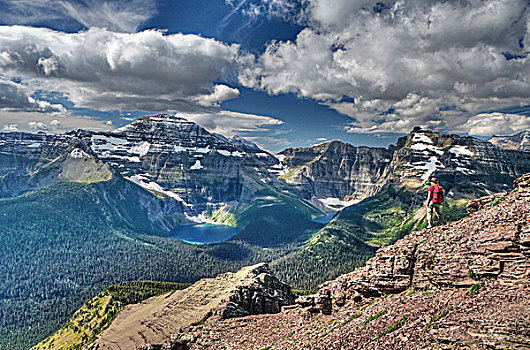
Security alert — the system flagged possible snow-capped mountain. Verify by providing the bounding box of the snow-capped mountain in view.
[277,127,530,208]
[0,114,282,214]
[1,118,529,231]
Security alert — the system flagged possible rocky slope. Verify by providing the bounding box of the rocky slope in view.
[77,264,294,350]
[271,129,530,288]
[155,173,530,349]
[490,131,530,152]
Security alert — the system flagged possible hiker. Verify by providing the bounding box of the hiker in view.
[426,177,445,228]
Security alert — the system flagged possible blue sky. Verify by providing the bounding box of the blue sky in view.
[0,0,529,151]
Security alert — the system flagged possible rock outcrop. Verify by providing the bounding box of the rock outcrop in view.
[90,263,294,350]
[159,173,530,349]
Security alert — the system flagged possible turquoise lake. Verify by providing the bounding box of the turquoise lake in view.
[312,212,336,224]
[169,223,239,244]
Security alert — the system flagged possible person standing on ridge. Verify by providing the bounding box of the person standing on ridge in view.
[426,177,445,228]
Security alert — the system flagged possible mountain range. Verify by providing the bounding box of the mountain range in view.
[1,114,530,348]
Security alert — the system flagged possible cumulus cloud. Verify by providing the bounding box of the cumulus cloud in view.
[240,0,530,135]
[177,110,283,137]
[0,26,242,113]
[0,0,156,32]
[194,84,241,107]
[455,112,530,136]
[2,124,18,131]
[28,121,48,130]
[0,77,66,113]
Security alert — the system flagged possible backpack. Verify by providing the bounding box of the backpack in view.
[432,185,444,204]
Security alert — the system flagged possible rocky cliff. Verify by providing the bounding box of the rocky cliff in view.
[278,141,393,209]
[155,173,530,349]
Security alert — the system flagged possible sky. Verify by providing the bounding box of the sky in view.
[0,0,529,152]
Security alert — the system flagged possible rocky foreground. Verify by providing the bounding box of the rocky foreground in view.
[153,174,530,350]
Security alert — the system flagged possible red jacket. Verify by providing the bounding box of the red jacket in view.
[428,185,444,204]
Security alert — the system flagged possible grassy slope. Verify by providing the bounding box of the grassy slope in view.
[33,281,191,350]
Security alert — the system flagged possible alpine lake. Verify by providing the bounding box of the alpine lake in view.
[169,223,240,244]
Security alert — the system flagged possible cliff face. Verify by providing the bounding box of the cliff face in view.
[490,131,530,152]
[390,128,530,197]
[157,173,530,350]
[278,141,393,208]
[278,129,530,212]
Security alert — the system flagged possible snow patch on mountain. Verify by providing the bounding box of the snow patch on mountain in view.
[126,174,191,206]
[456,167,476,175]
[318,197,360,211]
[410,143,444,155]
[217,149,231,156]
[190,160,203,170]
[411,133,433,144]
[130,141,151,156]
[69,148,90,159]
[404,156,445,183]
[449,145,474,157]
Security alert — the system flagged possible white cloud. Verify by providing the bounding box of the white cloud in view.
[105,120,113,125]
[28,121,48,130]
[0,77,66,113]
[0,26,242,113]
[455,112,530,136]
[177,110,283,137]
[194,84,240,107]
[0,0,157,32]
[2,124,18,131]
[240,0,530,135]
[0,111,114,133]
